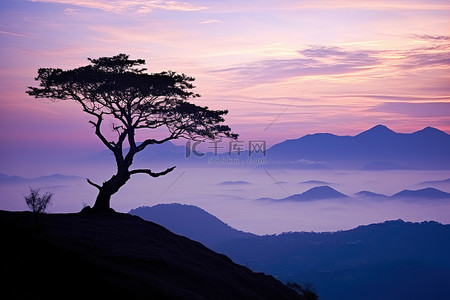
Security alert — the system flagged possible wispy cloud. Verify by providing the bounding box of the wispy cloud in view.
[0,30,28,38]
[29,0,208,13]
[211,37,450,88]
[401,48,450,69]
[287,0,450,11]
[412,35,450,41]
[200,19,223,24]
[64,8,78,15]
[212,46,380,86]
[329,94,450,102]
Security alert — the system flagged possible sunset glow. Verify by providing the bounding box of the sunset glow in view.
[1,0,449,155]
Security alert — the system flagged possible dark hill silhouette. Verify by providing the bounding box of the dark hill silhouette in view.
[129,204,255,247]
[276,186,349,202]
[0,210,303,300]
[130,204,450,300]
[215,219,450,300]
[392,187,450,199]
[267,125,450,169]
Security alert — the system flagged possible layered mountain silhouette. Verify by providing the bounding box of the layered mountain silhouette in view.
[260,186,450,202]
[276,186,349,201]
[132,203,450,300]
[1,210,303,300]
[267,125,450,169]
[355,187,450,200]
[392,187,450,199]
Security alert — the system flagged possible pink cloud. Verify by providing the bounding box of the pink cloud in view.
[28,0,208,13]
[211,47,379,86]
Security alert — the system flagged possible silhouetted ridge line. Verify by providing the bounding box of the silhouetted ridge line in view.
[129,204,255,247]
[1,210,304,300]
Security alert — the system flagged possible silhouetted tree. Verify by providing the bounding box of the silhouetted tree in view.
[24,187,53,230]
[25,188,53,213]
[27,54,237,213]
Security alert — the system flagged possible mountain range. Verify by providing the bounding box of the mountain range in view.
[258,185,450,202]
[267,125,450,170]
[81,125,450,170]
[130,204,450,300]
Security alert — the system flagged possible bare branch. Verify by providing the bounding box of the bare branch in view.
[88,115,115,152]
[86,178,101,190]
[135,132,180,153]
[129,166,176,178]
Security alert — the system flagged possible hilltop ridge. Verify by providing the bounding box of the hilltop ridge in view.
[0,210,304,300]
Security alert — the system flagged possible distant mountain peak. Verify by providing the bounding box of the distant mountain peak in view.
[281,186,349,201]
[372,124,391,130]
[356,124,396,137]
[413,126,449,136]
[392,187,450,199]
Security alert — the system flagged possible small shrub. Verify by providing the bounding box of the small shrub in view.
[24,188,53,213]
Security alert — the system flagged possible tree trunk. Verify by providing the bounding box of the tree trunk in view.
[92,189,112,212]
[91,172,130,213]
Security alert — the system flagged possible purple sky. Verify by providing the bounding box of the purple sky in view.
[0,0,449,165]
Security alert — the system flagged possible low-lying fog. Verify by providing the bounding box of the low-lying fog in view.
[1,167,449,235]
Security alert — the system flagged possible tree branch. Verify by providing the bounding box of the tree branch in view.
[135,132,179,153]
[88,114,115,152]
[86,178,101,190]
[129,166,176,178]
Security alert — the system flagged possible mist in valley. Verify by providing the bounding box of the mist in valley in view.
[2,164,449,235]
